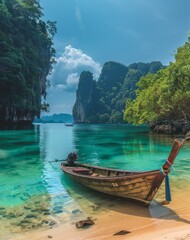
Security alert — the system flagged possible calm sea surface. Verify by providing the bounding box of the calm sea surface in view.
[1,124,190,239]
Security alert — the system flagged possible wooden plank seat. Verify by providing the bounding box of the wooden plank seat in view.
[72,167,92,175]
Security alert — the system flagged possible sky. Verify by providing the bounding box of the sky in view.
[40,0,190,115]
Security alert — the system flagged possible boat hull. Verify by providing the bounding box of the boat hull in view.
[61,138,185,207]
[61,163,165,207]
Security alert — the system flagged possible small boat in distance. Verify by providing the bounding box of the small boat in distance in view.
[65,123,74,126]
[61,134,190,207]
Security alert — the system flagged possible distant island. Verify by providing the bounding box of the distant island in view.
[34,114,73,123]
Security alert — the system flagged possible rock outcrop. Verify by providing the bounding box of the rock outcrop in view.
[150,120,190,135]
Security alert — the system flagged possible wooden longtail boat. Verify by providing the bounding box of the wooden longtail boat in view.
[61,137,188,207]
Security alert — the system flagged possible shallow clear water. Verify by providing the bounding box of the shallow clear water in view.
[1,124,190,239]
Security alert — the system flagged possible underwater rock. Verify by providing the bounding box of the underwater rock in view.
[53,210,63,214]
[49,220,56,226]
[31,209,39,212]
[71,209,81,214]
[43,211,51,215]
[41,220,49,224]
[53,206,63,214]
[36,207,49,212]
[24,206,32,210]
[8,212,16,218]
[20,219,31,224]
[53,206,62,211]
[25,213,37,219]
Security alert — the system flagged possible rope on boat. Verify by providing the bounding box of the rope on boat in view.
[161,159,175,171]
[159,167,172,202]
[165,159,173,167]
[159,166,166,176]
[159,160,173,202]
[165,175,171,202]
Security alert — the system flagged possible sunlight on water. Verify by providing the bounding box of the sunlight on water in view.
[1,123,190,239]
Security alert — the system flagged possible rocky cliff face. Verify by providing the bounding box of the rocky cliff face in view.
[73,71,99,123]
[150,120,190,135]
[73,61,164,123]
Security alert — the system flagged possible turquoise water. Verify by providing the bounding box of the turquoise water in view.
[1,124,190,238]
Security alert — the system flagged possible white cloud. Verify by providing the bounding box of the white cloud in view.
[56,73,79,91]
[45,45,102,114]
[49,45,101,92]
[66,72,79,85]
[56,84,66,89]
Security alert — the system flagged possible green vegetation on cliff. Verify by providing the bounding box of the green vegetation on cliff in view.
[124,36,190,124]
[73,61,163,123]
[0,0,56,124]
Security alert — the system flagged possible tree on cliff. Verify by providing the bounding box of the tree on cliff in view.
[124,36,190,124]
[0,0,56,123]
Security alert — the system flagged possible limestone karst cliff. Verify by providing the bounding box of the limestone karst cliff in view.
[73,61,163,123]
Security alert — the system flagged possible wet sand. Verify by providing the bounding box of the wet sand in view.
[10,185,190,240]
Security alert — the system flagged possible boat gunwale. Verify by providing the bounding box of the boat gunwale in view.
[61,163,161,181]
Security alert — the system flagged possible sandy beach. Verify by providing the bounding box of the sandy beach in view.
[11,186,190,240]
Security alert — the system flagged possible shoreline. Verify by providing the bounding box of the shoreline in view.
[9,187,190,240]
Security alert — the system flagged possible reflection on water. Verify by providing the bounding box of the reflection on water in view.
[0,123,190,239]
